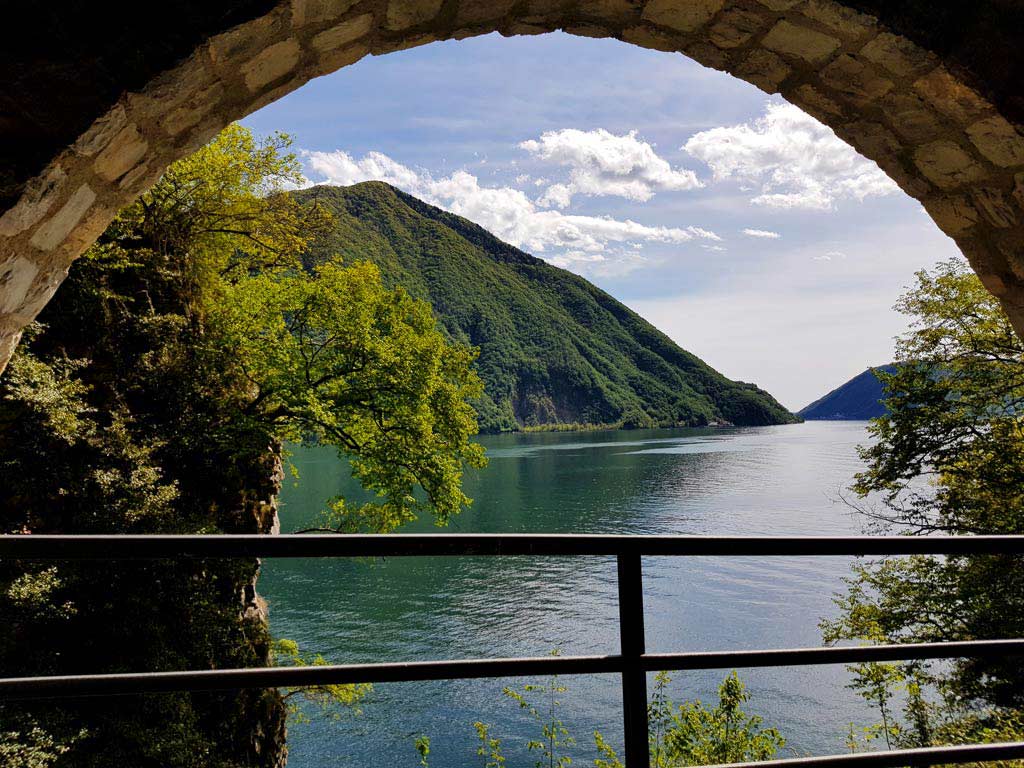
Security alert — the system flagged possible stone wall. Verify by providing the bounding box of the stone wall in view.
[2,0,1024,373]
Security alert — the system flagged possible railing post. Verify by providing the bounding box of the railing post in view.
[617,552,651,767]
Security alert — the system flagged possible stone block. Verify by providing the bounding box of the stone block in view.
[914,140,988,189]
[387,0,444,29]
[922,194,980,235]
[837,120,931,196]
[242,39,302,91]
[820,54,893,106]
[641,0,724,33]
[708,8,767,49]
[0,328,20,370]
[621,24,679,53]
[762,20,840,64]
[502,21,554,36]
[577,0,642,25]
[15,267,67,320]
[878,92,942,143]
[29,184,97,252]
[208,13,281,69]
[966,116,1024,168]
[754,0,800,9]
[73,105,128,157]
[914,66,991,125]
[681,39,731,70]
[859,32,933,78]
[94,124,149,182]
[790,84,845,121]
[734,49,790,93]
[837,120,897,158]
[370,33,438,56]
[801,0,876,39]
[247,75,308,113]
[313,13,375,51]
[118,161,152,191]
[456,0,518,26]
[292,0,358,27]
[0,256,39,314]
[993,232,1024,281]
[0,164,66,237]
[563,23,612,38]
[61,203,116,256]
[970,187,1017,228]
[317,41,371,73]
[966,257,1007,296]
[163,83,226,137]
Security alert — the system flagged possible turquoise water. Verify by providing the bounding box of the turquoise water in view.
[260,421,878,766]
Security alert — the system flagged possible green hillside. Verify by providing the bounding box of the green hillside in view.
[799,365,897,420]
[295,181,798,432]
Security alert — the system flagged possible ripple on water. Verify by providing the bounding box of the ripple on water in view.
[263,423,880,767]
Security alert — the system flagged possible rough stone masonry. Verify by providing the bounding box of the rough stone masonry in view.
[2,0,1024,372]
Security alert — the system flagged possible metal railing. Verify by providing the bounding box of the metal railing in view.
[2,533,1024,768]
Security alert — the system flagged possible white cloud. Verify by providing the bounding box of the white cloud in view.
[813,250,848,262]
[519,128,702,209]
[742,228,781,239]
[683,102,899,211]
[303,149,719,272]
[549,247,654,279]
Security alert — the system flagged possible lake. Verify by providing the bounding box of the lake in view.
[260,421,879,767]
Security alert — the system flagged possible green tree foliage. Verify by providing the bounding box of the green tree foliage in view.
[502,667,575,768]
[647,671,785,767]
[0,125,485,765]
[473,722,507,768]
[295,182,798,432]
[0,717,85,768]
[415,735,432,767]
[822,258,1024,748]
[270,639,371,722]
[417,670,784,768]
[211,259,484,532]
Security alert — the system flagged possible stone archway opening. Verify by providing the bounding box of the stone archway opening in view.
[2,0,1024,375]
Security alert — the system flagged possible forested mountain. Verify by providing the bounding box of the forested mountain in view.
[798,365,896,420]
[295,182,798,432]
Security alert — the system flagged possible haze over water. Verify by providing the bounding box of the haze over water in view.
[260,421,879,767]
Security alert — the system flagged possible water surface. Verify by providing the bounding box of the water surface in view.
[261,421,877,767]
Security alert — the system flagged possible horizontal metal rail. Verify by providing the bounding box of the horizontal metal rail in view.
[3,533,1023,767]
[3,532,1024,559]
[3,639,1023,700]
[705,742,1024,768]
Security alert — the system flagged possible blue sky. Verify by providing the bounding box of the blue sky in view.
[242,31,962,410]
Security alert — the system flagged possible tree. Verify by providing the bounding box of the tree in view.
[822,258,1024,745]
[657,671,785,766]
[0,123,486,765]
[211,259,485,533]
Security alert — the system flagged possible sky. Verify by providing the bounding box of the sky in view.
[241,31,963,411]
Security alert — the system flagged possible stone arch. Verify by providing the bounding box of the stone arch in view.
[3,0,1024,373]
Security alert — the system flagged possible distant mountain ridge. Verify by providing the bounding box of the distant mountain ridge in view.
[798,365,896,421]
[294,181,799,432]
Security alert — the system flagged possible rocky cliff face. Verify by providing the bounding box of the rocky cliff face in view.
[225,445,288,767]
